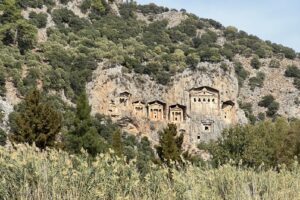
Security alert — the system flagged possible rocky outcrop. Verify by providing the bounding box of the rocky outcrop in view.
[87,61,248,149]
[136,11,188,28]
[236,55,300,118]
[0,98,14,132]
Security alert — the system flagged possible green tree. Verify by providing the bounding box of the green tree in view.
[0,128,7,146]
[0,0,22,24]
[65,92,109,156]
[0,71,6,97]
[136,137,156,177]
[112,129,123,157]
[9,89,62,149]
[201,118,296,168]
[156,124,183,165]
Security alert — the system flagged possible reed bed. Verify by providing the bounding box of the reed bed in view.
[1,144,300,200]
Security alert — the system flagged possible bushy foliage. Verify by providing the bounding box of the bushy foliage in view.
[16,0,55,9]
[239,101,256,124]
[284,65,300,90]
[258,95,275,107]
[258,95,280,117]
[248,72,265,90]
[0,71,6,97]
[201,118,300,168]
[234,62,249,87]
[156,124,184,165]
[250,55,261,69]
[29,11,48,28]
[0,128,6,146]
[137,3,169,14]
[285,65,300,78]
[269,59,280,68]
[9,89,62,149]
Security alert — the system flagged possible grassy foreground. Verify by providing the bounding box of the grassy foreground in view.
[1,145,300,200]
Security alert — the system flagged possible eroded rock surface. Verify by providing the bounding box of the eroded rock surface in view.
[87,62,248,149]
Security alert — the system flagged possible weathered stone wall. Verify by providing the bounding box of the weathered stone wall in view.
[87,61,247,148]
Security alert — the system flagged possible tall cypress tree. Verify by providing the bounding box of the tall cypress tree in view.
[156,124,184,165]
[112,129,123,157]
[9,89,62,149]
[65,92,109,156]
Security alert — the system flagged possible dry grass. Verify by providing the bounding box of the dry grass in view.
[1,144,300,200]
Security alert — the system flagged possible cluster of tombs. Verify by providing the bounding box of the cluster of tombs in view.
[108,87,237,138]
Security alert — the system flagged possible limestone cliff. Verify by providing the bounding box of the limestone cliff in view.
[87,61,248,149]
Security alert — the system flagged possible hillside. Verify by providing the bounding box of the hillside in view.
[0,0,299,148]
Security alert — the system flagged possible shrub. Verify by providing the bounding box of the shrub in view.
[266,101,279,117]
[234,62,249,87]
[29,12,48,28]
[239,101,255,124]
[294,78,300,90]
[193,30,218,48]
[0,128,6,146]
[258,95,279,117]
[9,90,62,149]
[285,65,300,78]
[269,59,280,68]
[250,55,261,69]
[258,95,275,107]
[248,72,265,90]
[0,71,6,97]
[200,47,222,63]
[137,3,168,14]
[224,26,238,40]
[201,118,300,168]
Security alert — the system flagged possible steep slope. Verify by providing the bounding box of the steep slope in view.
[0,0,299,147]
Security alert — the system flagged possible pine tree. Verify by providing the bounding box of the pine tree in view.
[9,89,62,149]
[65,92,109,156]
[76,92,91,121]
[112,129,123,156]
[156,124,184,165]
[0,128,7,146]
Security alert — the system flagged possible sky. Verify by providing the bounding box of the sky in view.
[136,0,300,52]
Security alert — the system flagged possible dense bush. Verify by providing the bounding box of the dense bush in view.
[258,95,280,117]
[17,0,55,9]
[234,62,249,87]
[239,101,256,124]
[269,59,280,68]
[137,3,168,14]
[29,12,48,28]
[0,71,6,97]
[201,118,300,168]
[248,72,265,90]
[9,89,62,149]
[285,65,300,78]
[0,128,6,146]
[250,55,261,69]
[258,95,274,107]
[294,78,300,90]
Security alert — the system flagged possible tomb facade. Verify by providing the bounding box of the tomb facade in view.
[222,101,235,123]
[148,101,165,121]
[169,104,186,123]
[190,87,219,116]
[132,101,146,117]
[119,91,131,106]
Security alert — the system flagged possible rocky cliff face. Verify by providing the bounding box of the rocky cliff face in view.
[87,61,248,149]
